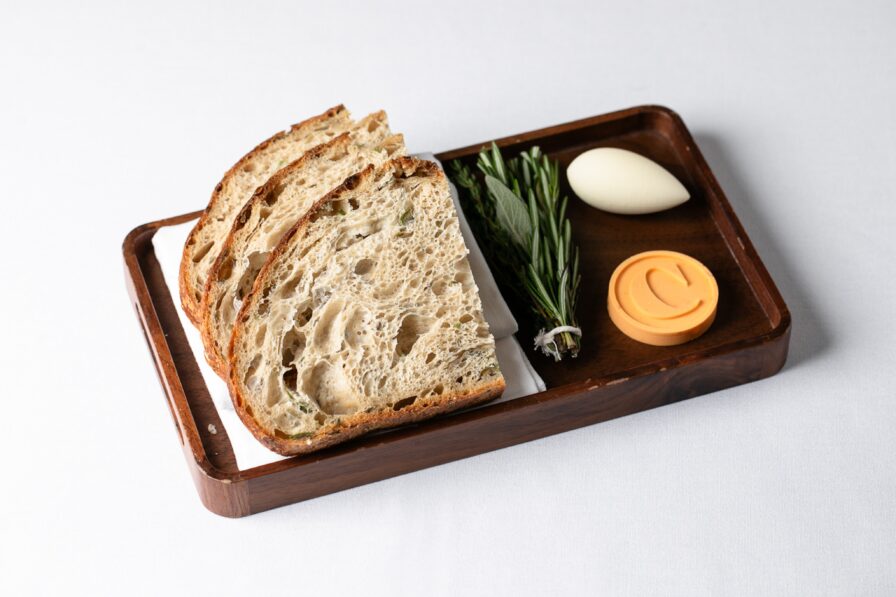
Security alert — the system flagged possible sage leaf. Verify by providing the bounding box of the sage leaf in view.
[486,175,531,248]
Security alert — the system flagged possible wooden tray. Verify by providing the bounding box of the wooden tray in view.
[123,105,790,517]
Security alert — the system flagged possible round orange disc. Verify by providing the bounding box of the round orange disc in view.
[607,250,718,346]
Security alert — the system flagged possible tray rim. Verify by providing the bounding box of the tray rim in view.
[123,104,791,516]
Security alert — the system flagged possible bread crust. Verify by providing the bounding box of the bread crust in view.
[227,157,505,456]
[179,104,348,324]
[236,378,505,456]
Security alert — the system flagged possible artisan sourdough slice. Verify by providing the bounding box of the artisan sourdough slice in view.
[228,158,506,455]
[180,105,358,324]
[200,130,406,375]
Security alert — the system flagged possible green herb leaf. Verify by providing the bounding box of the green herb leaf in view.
[485,175,531,248]
[283,384,313,413]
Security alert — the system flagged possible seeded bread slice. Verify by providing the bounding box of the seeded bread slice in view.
[228,158,506,455]
[179,105,355,324]
[199,130,406,376]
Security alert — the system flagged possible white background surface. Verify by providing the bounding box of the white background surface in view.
[1,1,894,595]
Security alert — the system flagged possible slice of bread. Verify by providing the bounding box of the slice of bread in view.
[180,105,360,324]
[228,158,506,455]
[199,129,406,376]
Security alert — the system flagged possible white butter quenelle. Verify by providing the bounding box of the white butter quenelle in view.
[566,147,690,215]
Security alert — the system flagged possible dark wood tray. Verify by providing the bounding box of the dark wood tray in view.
[123,105,790,517]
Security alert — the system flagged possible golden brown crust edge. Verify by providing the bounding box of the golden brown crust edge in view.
[197,133,355,376]
[259,379,505,456]
[178,104,348,325]
[226,157,501,456]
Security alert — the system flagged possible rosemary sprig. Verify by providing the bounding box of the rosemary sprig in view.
[450,143,582,360]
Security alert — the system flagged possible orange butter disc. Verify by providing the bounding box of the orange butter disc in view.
[607,250,718,346]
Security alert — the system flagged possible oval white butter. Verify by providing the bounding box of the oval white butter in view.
[567,148,690,215]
